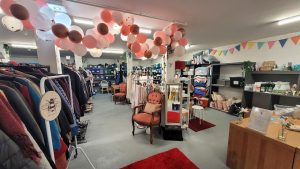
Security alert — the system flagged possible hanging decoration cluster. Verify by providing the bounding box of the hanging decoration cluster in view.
[123,22,188,59]
[0,0,189,59]
[209,35,300,57]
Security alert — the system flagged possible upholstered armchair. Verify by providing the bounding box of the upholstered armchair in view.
[132,91,164,144]
[114,83,126,104]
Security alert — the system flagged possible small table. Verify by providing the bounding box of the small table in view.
[192,105,204,125]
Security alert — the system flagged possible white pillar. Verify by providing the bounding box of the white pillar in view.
[36,38,62,74]
[74,55,83,69]
[126,51,133,100]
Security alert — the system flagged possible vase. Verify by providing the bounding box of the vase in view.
[278,125,287,141]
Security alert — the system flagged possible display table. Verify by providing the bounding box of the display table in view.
[227,118,300,169]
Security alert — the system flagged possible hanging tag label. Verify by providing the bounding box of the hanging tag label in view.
[39,91,61,121]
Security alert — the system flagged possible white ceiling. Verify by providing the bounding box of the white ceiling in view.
[1,0,300,56]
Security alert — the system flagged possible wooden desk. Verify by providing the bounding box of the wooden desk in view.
[227,118,300,169]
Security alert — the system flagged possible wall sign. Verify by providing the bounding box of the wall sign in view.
[39,91,61,121]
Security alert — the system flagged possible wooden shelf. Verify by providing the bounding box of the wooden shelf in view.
[244,90,300,98]
[212,62,247,66]
[251,71,300,75]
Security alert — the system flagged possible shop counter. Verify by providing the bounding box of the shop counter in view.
[226,118,300,169]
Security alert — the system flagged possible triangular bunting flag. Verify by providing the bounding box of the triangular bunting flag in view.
[223,49,228,56]
[291,35,300,45]
[267,41,276,49]
[235,45,241,51]
[279,38,288,48]
[229,48,234,54]
[256,42,265,49]
[218,50,222,56]
[247,42,255,49]
[241,41,247,49]
[211,49,217,55]
[208,49,212,54]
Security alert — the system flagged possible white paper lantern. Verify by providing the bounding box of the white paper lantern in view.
[173,31,182,41]
[30,13,52,31]
[127,34,136,43]
[73,43,87,56]
[2,16,23,32]
[112,11,123,25]
[150,46,160,56]
[36,29,55,41]
[40,5,55,20]
[89,48,102,57]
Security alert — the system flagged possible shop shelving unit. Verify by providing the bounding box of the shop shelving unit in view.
[87,64,116,93]
[243,70,300,109]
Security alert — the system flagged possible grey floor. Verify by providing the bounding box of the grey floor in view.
[69,94,236,169]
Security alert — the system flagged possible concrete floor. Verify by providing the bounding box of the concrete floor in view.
[69,94,236,169]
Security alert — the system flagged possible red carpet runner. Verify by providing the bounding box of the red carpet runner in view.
[121,148,199,169]
[188,117,215,132]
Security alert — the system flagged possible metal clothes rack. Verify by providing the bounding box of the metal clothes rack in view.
[0,63,50,72]
[40,75,95,169]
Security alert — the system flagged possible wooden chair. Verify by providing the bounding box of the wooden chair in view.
[100,80,109,94]
[114,83,126,104]
[132,91,163,144]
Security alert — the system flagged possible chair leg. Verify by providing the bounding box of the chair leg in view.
[150,125,153,144]
[132,120,135,136]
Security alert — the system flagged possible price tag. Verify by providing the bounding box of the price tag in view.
[39,91,61,121]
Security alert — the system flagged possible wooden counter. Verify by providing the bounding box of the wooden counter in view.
[226,118,300,169]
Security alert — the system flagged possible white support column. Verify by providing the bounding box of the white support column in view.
[36,38,62,74]
[126,51,133,100]
[74,55,83,69]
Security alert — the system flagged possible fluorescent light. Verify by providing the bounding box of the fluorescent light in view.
[139,28,152,34]
[11,44,37,49]
[73,18,94,26]
[47,3,67,13]
[278,15,300,25]
[102,49,124,54]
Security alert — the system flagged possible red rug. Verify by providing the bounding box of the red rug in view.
[188,117,215,132]
[121,148,199,169]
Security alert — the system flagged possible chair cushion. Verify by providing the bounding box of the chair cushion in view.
[119,83,126,93]
[133,113,160,125]
[115,93,126,97]
[144,102,161,114]
[148,92,162,104]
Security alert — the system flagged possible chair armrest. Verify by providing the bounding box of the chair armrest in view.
[132,104,145,116]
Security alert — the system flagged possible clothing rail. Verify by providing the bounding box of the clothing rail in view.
[0,64,50,71]
[40,75,95,169]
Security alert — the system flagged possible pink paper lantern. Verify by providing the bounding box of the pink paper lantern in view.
[0,0,13,15]
[170,24,178,35]
[105,33,115,44]
[82,35,97,49]
[22,19,34,30]
[154,31,166,40]
[121,25,130,36]
[131,42,141,53]
[135,49,144,58]
[159,45,167,55]
[136,33,147,43]
[54,38,63,48]
[101,9,112,23]
[178,38,188,46]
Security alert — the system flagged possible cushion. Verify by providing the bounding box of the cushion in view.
[133,113,160,125]
[144,102,161,114]
[148,92,162,104]
[115,93,126,97]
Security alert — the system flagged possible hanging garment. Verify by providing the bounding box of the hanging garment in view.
[0,91,41,163]
[0,129,40,169]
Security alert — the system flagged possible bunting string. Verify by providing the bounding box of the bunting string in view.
[209,34,300,56]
